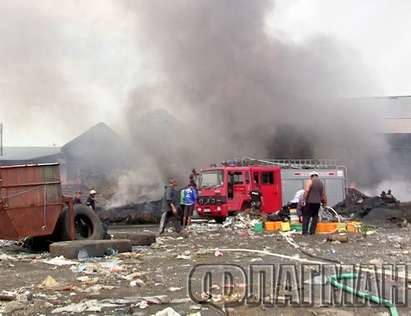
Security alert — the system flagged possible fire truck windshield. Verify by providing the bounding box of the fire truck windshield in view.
[199,171,224,188]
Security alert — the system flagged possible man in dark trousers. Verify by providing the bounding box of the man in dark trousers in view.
[183,182,197,228]
[303,171,327,235]
[86,189,97,211]
[159,179,181,235]
[249,185,263,214]
[73,191,82,204]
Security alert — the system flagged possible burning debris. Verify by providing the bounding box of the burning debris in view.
[334,188,411,224]
[99,200,162,225]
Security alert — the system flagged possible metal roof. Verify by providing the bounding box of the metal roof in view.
[0,147,61,161]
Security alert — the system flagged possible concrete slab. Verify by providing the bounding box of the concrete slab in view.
[111,232,156,246]
[49,239,132,259]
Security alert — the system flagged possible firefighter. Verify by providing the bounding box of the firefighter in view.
[159,179,181,235]
[86,189,97,211]
[302,171,327,235]
[249,185,263,214]
[73,191,82,204]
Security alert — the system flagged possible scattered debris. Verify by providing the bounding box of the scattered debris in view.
[3,301,25,314]
[214,250,224,257]
[0,253,18,262]
[369,258,384,265]
[130,279,145,287]
[0,213,409,315]
[155,307,181,316]
[38,276,61,290]
[51,299,122,313]
[42,256,78,266]
[327,234,349,243]
[168,287,183,292]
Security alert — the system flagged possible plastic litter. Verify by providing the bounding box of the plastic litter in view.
[38,276,61,290]
[42,256,78,266]
[83,284,115,294]
[130,279,145,287]
[176,254,191,260]
[214,250,224,257]
[51,299,122,314]
[0,253,18,262]
[369,258,383,265]
[168,287,182,292]
[136,300,149,309]
[155,307,181,316]
[77,249,89,261]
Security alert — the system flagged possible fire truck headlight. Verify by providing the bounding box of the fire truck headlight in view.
[197,207,202,212]
[217,206,221,211]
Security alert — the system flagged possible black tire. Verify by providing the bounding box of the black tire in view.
[56,204,105,241]
[215,216,226,224]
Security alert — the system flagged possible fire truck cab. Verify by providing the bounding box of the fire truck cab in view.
[196,164,282,223]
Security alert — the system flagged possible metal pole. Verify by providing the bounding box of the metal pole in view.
[0,123,3,156]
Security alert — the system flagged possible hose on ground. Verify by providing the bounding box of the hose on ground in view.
[329,273,399,316]
[280,232,343,264]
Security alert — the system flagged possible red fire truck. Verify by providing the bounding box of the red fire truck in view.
[196,159,346,223]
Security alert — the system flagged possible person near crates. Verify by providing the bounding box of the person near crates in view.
[289,189,305,223]
[302,171,327,235]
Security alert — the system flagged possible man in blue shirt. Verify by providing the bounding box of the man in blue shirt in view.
[183,182,197,228]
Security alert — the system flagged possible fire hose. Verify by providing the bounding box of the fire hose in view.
[328,273,399,316]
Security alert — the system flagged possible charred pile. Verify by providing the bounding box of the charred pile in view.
[98,200,162,225]
[333,188,407,224]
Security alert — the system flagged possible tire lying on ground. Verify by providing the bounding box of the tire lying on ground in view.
[56,204,105,241]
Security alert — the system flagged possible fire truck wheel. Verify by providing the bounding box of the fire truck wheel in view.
[215,216,226,224]
[56,205,105,241]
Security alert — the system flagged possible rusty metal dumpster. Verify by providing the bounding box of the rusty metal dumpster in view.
[0,163,74,240]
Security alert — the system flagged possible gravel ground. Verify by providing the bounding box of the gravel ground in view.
[0,221,410,315]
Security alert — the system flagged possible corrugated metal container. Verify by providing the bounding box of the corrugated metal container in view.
[0,163,64,240]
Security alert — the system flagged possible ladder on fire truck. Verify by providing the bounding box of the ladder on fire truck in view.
[242,157,339,169]
[242,157,349,189]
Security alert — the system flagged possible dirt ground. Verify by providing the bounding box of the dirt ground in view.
[0,220,411,316]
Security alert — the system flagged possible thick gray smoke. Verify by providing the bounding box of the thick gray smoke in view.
[0,0,395,205]
[122,0,386,188]
[0,1,96,145]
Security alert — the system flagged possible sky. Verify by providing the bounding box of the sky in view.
[0,0,410,146]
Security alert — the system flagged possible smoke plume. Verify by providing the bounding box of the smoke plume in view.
[0,0,398,204]
[122,0,386,188]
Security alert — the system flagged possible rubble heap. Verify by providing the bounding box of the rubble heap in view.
[333,188,408,224]
[98,200,162,225]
